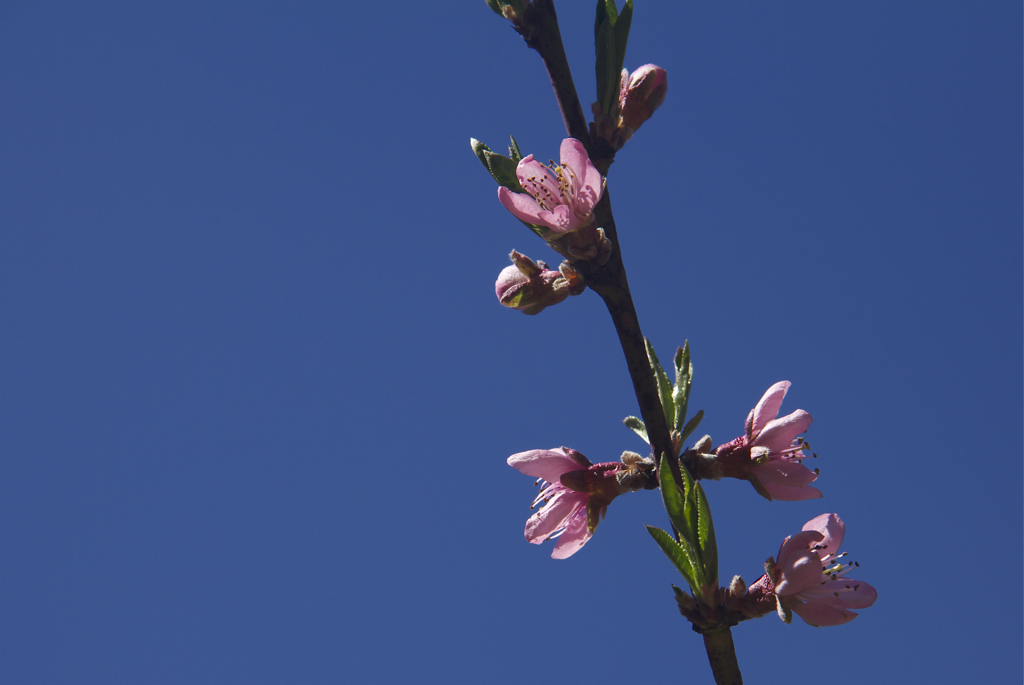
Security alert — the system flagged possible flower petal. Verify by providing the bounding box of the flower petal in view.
[498,186,546,226]
[802,513,845,557]
[559,138,590,183]
[751,381,790,436]
[791,601,859,627]
[803,578,878,610]
[755,409,812,454]
[762,482,823,501]
[752,460,818,488]
[551,505,592,559]
[776,530,824,574]
[775,548,823,596]
[524,490,586,543]
[507,448,585,483]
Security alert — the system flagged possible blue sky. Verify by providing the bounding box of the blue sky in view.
[2,2,1021,683]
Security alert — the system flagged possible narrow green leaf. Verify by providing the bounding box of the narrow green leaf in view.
[482,150,524,192]
[613,0,632,81]
[695,482,718,586]
[679,409,704,445]
[595,17,618,117]
[645,339,676,429]
[672,341,692,432]
[471,138,492,170]
[594,0,607,44]
[508,135,522,163]
[658,455,693,546]
[623,416,649,444]
[646,525,703,593]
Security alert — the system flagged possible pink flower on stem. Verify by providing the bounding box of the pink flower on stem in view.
[773,513,877,626]
[497,138,604,235]
[714,381,822,501]
[507,447,641,559]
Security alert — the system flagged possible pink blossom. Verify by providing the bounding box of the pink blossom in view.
[618,64,667,137]
[497,138,603,234]
[714,381,822,501]
[507,447,642,559]
[774,513,877,626]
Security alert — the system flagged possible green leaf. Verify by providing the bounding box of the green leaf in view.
[508,135,522,163]
[645,339,676,430]
[678,461,700,553]
[646,525,704,593]
[672,341,692,432]
[657,455,693,546]
[623,416,649,444]
[594,0,618,43]
[612,0,632,83]
[694,482,718,586]
[594,16,618,118]
[471,138,492,169]
[470,138,546,240]
[483,150,524,192]
[679,409,704,445]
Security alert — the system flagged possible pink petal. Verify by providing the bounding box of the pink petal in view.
[514,155,551,188]
[791,601,859,627]
[776,530,823,571]
[755,409,812,454]
[524,490,586,542]
[804,578,878,610]
[775,548,823,596]
[558,138,603,213]
[507,448,584,483]
[551,506,592,559]
[559,138,590,182]
[762,482,823,501]
[802,513,845,557]
[498,186,545,226]
[752,460,819,488]
[751,381,790,436]
[542,204,573,232]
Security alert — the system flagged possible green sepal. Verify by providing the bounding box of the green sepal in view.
[485,0,502,15]
[623,416,649,444]
[508,135,522,163]
[694,481,718,586]
[586,499,603,534]
[672,342,693,432]
[748,473,774,502]
[679,409,704,446]
[646,525,704,593]
[645,339,676,429]
[658,455,694,546]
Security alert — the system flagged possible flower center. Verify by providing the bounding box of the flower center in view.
[522,161,579,212]
[812,544,864,595]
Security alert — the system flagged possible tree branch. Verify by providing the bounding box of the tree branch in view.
[521,0,673,464]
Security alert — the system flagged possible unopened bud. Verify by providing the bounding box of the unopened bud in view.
[693,434,713,454]
[618,64,667,140]
[729,575,747,596]
[495,250,570,315]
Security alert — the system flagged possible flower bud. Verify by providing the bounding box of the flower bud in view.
[618,64,667,140]
[495,250,569,315]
